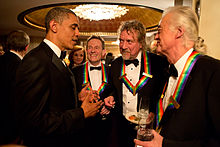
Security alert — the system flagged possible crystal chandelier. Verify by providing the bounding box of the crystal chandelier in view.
[72,4,129,21]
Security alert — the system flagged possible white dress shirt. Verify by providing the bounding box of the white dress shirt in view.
[10,50,23,60]
[44,39,61,58]
[43,39,67,66]
[123,51,142,116]
[88,62,102,91]
[163,48,193,111]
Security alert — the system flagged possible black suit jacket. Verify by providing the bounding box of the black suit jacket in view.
[160,55,220,147]
[15,42,84,147]
[0,51,21,144]
[72,63,113,147]
[72,63,112,100]
[109,51,168,146]
[110,52,168,114]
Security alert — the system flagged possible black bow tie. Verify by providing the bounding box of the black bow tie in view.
[124,59,139,67]
[90,66,101,71]
[168,64,178,77]
[60,51,66,60]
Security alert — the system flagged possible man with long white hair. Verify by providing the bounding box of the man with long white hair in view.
[135,6,220,147]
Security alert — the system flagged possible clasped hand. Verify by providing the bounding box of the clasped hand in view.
[79,83,103,118]
[79,83,115,117]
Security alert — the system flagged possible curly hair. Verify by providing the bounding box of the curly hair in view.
[117,20,147,51]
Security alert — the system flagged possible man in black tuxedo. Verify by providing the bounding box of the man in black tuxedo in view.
[0,30,30,145]
[72,35,115,147]
[110,20,168,146]
[135,6,220,147]
[15,7,103,147]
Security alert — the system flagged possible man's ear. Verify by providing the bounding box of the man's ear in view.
[176,26,184,39]
[102,49,106,58]
[50,19,58,33]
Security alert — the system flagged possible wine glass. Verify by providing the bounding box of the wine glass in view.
[137,97,154,141]
[138,97,149,118]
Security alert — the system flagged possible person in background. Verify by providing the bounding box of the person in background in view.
[68,46,86,69]
[72,35,115,147]
[109,20,168,147]
[134,6,220,147]
[14,7,103,147]
[105,52,114,66]
[0,42,5,56]
[0,30,30,145]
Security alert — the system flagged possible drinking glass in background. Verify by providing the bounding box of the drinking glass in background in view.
[92,90,107,120]
[137,97,154,142]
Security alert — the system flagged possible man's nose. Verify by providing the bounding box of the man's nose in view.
[154,33,159,40]
[75,27,80,37]
[90,48,96,53]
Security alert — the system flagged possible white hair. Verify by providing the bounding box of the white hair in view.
[162,6,206,53]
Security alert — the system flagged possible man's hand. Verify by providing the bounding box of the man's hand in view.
[81,92,103,118]
[134,130,163,147]
[100,106,110,115]
[100,96,115,116]
[78,83,91,101]
[104,96,115,109]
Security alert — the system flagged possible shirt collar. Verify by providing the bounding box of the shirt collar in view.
[43,39,61,58]
[175,48,193,76]
[136,50,142,62]
[10,50,23,60]
[88,61,101,67]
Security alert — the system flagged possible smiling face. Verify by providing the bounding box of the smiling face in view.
[119,30,142,60]
[56,13,80,51]
[73,49,84,65]
[86,38,106,66]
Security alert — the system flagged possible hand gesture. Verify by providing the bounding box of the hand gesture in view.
[81,92,103,118]
[104,96,115,109]
[100,106,110,115]
[100,96,115,116]
[78,83,91,102]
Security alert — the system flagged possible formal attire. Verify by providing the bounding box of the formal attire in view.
[72,62,113,147]
[109,51,168,147]
[15,40,84,147]
[0,51,22,144]
[158,49,220,147]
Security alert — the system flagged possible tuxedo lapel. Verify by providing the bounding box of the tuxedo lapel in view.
[67,67,78,107]
[137,54,145,109]
[51,51,78,107]
[52,53,69,76]
[117,59,123,108]
[139,53,144,79]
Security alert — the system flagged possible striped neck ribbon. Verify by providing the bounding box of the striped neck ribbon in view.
[156,51,201,128]
[119,51,153,96]
[82,62,108,95]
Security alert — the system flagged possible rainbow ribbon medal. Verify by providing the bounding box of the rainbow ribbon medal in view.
[83,62,108,95]
[156,51,201,128]
[119,51,153,96]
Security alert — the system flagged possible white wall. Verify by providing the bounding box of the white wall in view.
[199,0,220,59]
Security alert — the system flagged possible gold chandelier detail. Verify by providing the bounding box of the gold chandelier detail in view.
[72,4,129,21]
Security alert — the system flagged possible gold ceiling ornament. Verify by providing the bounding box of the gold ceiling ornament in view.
[71,4,129,21]
[17,3,163,37]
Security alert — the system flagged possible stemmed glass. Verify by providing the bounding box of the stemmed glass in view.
[137,97,154,141]
[93,90,107,120]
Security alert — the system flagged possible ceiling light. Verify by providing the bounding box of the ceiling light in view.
[72,4,129,21]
